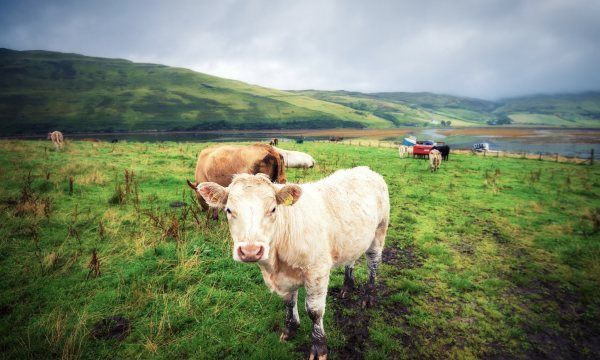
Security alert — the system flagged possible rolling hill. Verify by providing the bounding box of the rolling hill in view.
[0,49,391,135]
[496,92,600,127]
[297,90,600,127]
[0,48,598,134]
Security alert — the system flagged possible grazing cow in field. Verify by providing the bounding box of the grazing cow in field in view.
[274,147,315,168]
[192,167,389,360]
[187,144,286,220]
[429,149,442,172]
[432,144,450,161]
[398,145,407,157]
[47,131,64,150]
[269,138,279,146]
[472,143,490,152]
[329,136,343,142]
[398,145,414,158]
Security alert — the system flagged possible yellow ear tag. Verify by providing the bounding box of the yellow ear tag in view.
[283,194,294,206]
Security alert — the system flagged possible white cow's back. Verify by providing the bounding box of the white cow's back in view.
[274,147,315,168]
[273,167,389,269]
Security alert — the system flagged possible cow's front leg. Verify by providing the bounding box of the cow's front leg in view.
[280,290,300,342]
[306,275,329,360]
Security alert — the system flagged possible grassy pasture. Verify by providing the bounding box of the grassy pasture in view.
[0,140,598,359]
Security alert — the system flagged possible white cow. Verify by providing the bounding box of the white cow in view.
[429,149,442,172]
[398,145,406,157]
[274,147,315,168]
[47,131,64,150]
[193,167,389,360]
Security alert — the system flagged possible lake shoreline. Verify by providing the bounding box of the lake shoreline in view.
[3,126,600,140]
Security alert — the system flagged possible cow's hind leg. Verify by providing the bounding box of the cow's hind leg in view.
[280,290,300,342]
[339,262,355,299]
[306,274,329,360]
[362,220,387,308]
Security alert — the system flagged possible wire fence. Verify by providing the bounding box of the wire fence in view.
[316,139,597,166]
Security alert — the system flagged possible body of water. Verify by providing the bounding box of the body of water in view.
[6,128,600,158]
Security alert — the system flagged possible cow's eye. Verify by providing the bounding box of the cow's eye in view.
[271,207,276,213]
[226,208,232,214]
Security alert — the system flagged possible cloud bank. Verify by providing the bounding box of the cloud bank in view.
[1,0,599,99]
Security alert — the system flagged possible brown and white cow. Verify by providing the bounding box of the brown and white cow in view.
[192,167,389,359]
[429,149,442,172]
[187,144,286,220]
[47,131,64,150]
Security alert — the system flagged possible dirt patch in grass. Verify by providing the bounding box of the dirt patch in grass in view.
[382,244,424,269]
[516,277,599,359]
[90,316,131,341]
[306,245,423,359]
[495,248,600,359]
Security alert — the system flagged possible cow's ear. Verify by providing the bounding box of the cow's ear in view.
[197,182,228,208]
[276,185,302,206]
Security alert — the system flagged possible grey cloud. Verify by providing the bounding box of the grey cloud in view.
[0,0,598,99]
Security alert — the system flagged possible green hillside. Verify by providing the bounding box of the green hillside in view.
[497,92,600,127]
[1,48,599,134]
[293,90,481,127]
[371,91,499,123]
[0,49,391,134]
[299,90,600,127]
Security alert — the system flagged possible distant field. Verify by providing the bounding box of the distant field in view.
[0,140,598,359]
[508,113,599,127]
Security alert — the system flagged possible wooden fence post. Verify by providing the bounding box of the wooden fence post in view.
[555,153,559,162]
[539,152,542,161]
[591,149,595,165]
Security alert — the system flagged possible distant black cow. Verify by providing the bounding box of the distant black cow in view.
[432,145,450,161]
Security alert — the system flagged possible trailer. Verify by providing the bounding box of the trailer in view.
[413,144,434,158]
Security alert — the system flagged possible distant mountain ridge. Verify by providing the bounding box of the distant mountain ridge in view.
[0,48,598,134]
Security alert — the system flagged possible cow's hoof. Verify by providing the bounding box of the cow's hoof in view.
[361,295,376,308]
[339,287,352,299]
[308,342,327,360]
[279,332,289,342]
[279,329,297,342]
[308,354,327,360]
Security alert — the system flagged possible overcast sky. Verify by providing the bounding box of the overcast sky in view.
[0,0,599,99]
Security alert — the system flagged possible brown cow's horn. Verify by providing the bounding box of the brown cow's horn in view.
[186,179,198,190]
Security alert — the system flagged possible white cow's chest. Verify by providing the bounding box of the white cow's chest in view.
[258,262,304,297]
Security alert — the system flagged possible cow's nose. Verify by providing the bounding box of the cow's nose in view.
[237,244,264,262]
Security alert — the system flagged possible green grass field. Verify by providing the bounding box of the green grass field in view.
[0,140,598,359]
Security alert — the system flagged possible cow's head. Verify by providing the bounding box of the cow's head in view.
[193,173,301,263]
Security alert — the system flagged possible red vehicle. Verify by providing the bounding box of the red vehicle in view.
[413,144,433,158]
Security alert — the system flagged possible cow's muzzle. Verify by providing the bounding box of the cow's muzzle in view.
[236,243,266,262]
